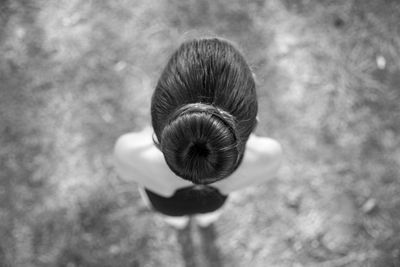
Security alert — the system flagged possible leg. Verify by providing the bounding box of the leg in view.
[194,209,223,227]
[138,186,151,208]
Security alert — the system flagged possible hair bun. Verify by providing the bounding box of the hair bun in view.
[160,103,240,184]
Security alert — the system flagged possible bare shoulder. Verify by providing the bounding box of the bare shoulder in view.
[114,127,153,155]
[113,127,153,182]
[113,126,191,196]
[246,134,283,160]
[212,134,283,195]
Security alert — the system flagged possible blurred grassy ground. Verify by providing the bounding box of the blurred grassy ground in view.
[1,0,400,266]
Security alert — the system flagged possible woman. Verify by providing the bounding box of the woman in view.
[113,38,282,228]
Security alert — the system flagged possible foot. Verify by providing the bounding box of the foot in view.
[163,215,190,229]
[194,210,222,227]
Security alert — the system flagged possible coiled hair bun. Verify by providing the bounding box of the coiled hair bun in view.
[151,38,258,184]
[160,103,240,184]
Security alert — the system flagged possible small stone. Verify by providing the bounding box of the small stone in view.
[114,61,127,72]
[322,227,352,254]
[362,198,377,214]
[376,55,386,69]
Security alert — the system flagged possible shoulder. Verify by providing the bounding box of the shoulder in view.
[113,126,192,196]
[245,134,283,162]
[113,126,161,183]
[114,127,153,162]
[114,126,153,149]
[212,134,283,194]
[113,127,171,195]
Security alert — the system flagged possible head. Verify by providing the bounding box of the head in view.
[151,38,258,184]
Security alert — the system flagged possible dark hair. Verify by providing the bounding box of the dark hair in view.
[151,38,258,184]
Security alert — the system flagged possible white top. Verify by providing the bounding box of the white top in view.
[113,126,282,197]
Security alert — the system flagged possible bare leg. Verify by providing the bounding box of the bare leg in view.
[194,209,222,227]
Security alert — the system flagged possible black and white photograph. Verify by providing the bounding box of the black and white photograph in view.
[1,0,400,266]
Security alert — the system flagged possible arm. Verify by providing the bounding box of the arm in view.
[113,128,192,197]
[213,135,283,195]
[113,130,176,197]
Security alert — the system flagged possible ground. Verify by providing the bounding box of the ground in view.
[1,0,400,266]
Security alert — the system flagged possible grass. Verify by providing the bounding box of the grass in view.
[1,0,400,266]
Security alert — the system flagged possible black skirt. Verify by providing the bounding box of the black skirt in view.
[144,185,228,216]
